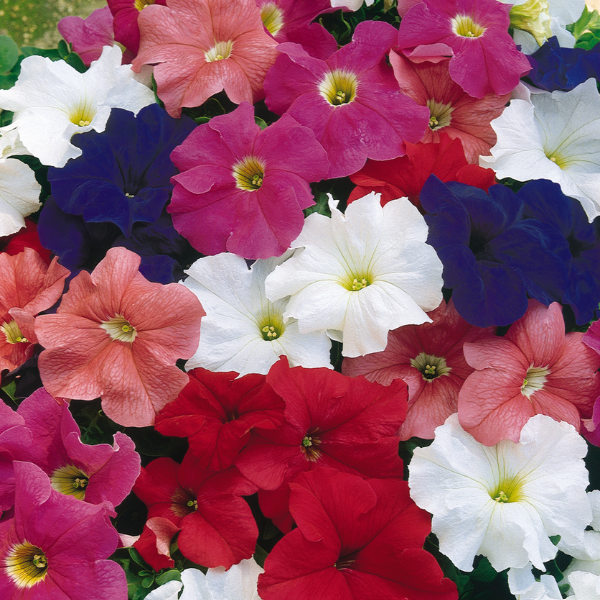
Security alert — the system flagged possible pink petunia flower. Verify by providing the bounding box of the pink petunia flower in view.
[343,299,496,440]
[0,461,126,599]
[169,102,329,259]
[264,20,430,178]
[0,248,69,374]
[132,0,278,117]
[397,0,531,99]
[389,51,510,163]
[458,300,600,445]
[35,247,205,428]
[582,321,600,446]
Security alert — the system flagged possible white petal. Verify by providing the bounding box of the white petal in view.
[204,559,264,600]
[145,580,183,600]
[179,569,212,599]
[0,158,41,236]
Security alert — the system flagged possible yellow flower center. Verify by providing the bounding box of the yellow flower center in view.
[521,365,550,398]
[261,3,284,37]
[451,14,486,38]
[3,542,48,588]
[135,0,156,10]
[1,320,28,344]
[545,150,570,169]
[232,156,265,191]
[489,474,523,503]
[410,352,452,381]
[69,103,96,128]
[427,99,454,130]
[341,272,372,292]
[319,70,358,106]
[205,40,234,62]
[50,465,90,500]
[100,315,137,343]
[258,312,285,341]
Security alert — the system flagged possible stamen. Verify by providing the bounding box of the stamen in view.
[100,315,137,343]
[187,499,198,510]
[1,320,28,344]
[319,70,358,106]
[205,40,234,63]
[232,157,265,191]
[4,542,48,588]
[494,490,509,503]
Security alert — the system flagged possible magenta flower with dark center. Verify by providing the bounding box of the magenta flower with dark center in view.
[169,102,329,259]
[264,20,430,178]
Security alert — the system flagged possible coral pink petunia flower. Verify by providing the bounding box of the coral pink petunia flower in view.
[35,246,205,428]
[458,300,600,445]
[0,248,69,373]
[397,0,531,98]
[390,51,510,163]
[132,0,279,117]
[133,452,258,569]
[258,468,458,600]
[343,299,495,440]
[348,135,496,209]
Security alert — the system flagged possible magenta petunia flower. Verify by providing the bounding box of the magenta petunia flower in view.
[132,0,278,117]
[257,0,335,41]
[169,102,329,259]
[35,247,205,428]
[458,300,600,446]
[343,300,496,440]
[264,20,430,178]
[389,51,510,163]
[397,0,531,99]
[0,461,126,599]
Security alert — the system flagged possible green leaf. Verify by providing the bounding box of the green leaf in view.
[254,544,269,568]
[58,40,70,59]
[568,6,600,41]
[1,381,17,403]
[0,36,19,74]
[65,52,87,73]
[155,570,182,586]
[0,73,18,90]
[141,576,155,589]
[128,548,149,569]
[576,30,600,50]
[304,190,332,218]
[254,116,268,130]
[549,535,561,546]
[470,557,498,583]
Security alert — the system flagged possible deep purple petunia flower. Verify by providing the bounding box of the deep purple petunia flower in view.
[168,102,329,259]
[264,20,430,178]
[421,176,569,327]
[0,462,126,599]
[48,104,196,238]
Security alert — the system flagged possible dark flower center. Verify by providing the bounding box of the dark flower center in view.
[301,427,322,462]
[4,542,48,588]
[410,352,452,381]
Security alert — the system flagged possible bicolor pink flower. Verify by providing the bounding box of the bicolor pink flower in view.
[264,20,430,178]
[35,247,205,428]
[132,0,278,117]
[107,0,167,56]
[15,388,140,509]
[169,102,329,259]
[0,248,69,374]
[459,300,600,445]
[58,7,123,67]
[0,461,126,599]
[343,300,495,440]
[133,517,181,572]
[397,0,531,99]
[390,51,510,163]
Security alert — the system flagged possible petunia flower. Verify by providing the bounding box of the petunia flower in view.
[0,219,51,264]
[133,451,258,568]
[397,0,531,99]
[155,368,285,470]
[0,248,69,374]
[480,79,600,222]
[458,300,600,445]
[565,572,600,600]
[132,0,278,117]
[264,20,429,178]
[35,246,205,427]
[343,299,495,440]
[265,192,444,357]
[0,46,155,168]
[0,158,41,237]
[389,51,510,163]
[181,253,332,374]
[133,517,181,573]
[257,468,458,600]
[0,461,126,599]
[408,413,592,574]
[348,135,496,208]
[169,102,329,259]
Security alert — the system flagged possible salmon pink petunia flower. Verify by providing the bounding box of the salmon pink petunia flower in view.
[132,0,278,117]
[343,299,495,440]
[397,0,531,98]
[0,248,69,374]
[458,300,600,446]
[35,246,205,428]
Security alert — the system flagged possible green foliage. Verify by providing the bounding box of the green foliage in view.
[254,544,269,569]
[0,35,19,73]
[569,6,600,49]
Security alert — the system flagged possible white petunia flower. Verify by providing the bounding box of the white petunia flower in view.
[0,127,28,162]
[183,253,331,376]
[265,193,444,358]
[330,0,374,9]
[408,414,592,574]
[565,571,600,599]
[0,158,41,236]
[480,79,600,222]
[0,45,155,168]
[145,579,182,600]
[515,575,562,600]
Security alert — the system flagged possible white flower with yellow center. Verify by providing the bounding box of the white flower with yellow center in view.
[0,45,155,168]
[265,192,444,358]
[480,79,600,222]
[408,414,592,574]
[182,253,331,376]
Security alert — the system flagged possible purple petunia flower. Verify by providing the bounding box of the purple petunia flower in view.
[264,20,430,178]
